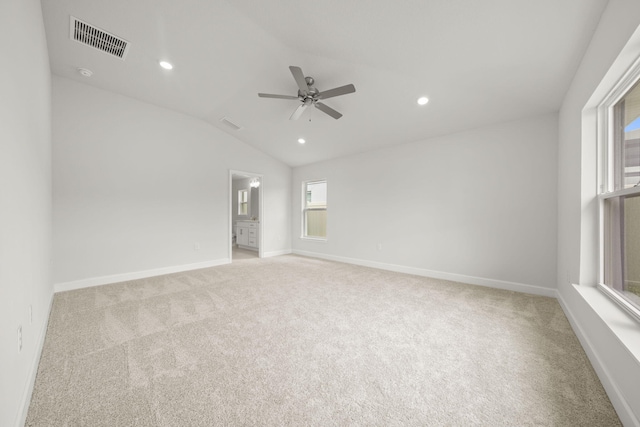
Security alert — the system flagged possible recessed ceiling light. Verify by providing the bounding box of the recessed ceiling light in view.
[298,138,306,144]
[77,67,93,77]
[159,61,173,70]
[417,97,429,105]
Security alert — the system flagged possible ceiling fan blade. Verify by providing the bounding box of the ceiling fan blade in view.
[289,104,308,120]
[319,84,356,100]
[289,66,309,94]
[315,102,343,120]
[258,93,299,100]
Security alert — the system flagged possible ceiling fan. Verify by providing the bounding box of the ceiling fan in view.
[258,66,356,120]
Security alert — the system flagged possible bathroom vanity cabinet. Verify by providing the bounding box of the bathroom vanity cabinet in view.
[236,221,259,250]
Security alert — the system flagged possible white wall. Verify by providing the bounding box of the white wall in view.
[53,76,291,286]
[250,185,259,220]
[557,0,640,424]
[293,113,558,294]
[0,0,53,425]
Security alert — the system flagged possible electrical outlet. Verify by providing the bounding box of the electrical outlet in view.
[193,242,200,251]
[377,243,383,251]
[17,325,22,352]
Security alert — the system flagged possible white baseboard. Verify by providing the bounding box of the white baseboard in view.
[16,289,54,427]
[292,250,556,297]
[262,249,292,258]
[556,291,640,427]
[54,258,230,293]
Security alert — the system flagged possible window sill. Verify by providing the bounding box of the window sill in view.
[572,284,640,362]
[299,236,327,243]
[597,284,640,324]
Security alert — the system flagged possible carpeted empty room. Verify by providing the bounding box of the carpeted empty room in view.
[26,255,619,426]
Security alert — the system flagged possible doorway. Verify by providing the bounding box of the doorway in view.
[229,170,263,261]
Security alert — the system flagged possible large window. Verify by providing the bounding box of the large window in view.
[303,180,327,239]
[600,75,640,318]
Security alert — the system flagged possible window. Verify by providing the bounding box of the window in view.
[303,180,327,239]
[600,75,640,318]
[238,189,248,216]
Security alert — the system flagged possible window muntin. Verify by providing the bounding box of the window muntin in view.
[303,180,327,239]
[238,189,248,216]
[600,76,640,317]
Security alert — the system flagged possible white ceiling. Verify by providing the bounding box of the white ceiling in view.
[41,0,608,167]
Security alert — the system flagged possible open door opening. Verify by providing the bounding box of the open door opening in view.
[229,170,263,262]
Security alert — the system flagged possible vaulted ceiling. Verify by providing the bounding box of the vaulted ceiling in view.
[41,0,608,167]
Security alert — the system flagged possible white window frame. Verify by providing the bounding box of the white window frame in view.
[301,179,327,241]
[597,57,640,323]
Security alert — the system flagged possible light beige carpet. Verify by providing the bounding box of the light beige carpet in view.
[26,255,620,426]
[232,246,259,261]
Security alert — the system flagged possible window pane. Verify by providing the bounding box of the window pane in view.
[614,80,640,190]
[604,194,640,310]
[624,195,640,306]
[303,180,327,238]
[305,181,327,208]
[305,210,327,238]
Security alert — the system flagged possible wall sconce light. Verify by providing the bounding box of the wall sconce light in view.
[250,178,260,188]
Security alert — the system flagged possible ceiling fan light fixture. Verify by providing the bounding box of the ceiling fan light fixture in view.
[298,138,306,144]
[417,96,429,106]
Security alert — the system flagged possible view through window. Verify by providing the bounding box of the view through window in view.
[303,180,327,239]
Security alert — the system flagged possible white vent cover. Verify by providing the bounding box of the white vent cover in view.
[220,117,242,131]
[69,16,130,60]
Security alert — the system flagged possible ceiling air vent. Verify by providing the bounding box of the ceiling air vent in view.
[220,117,242,131]
[69,16,130,60]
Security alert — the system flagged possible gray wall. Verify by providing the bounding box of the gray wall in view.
[251,186,259,219]
[52,76,291,284]
[293,113,558,293]
[0,0,53,425]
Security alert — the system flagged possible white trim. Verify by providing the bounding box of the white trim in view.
[599,53,640,110]
[53,259,230,293]
[299,236,328,243]
[16,290,54,427]
[556,290,640,427]
[598,283,640,323]
[292,250,556,297]
[599,186,640,199]
[262,249,292,258]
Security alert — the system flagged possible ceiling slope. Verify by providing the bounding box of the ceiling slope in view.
[41,0,608,167]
